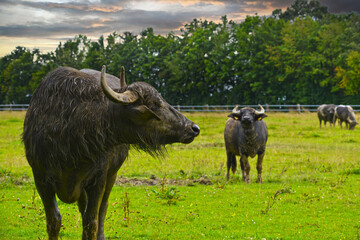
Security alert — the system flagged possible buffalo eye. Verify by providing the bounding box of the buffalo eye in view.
[228,113,241,120]
[255,113,267,120]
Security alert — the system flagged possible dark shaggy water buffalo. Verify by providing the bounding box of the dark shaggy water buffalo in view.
[22,66,200,240]
[317,104,336,128]
[334,105,358,130]
[224,105,268,183]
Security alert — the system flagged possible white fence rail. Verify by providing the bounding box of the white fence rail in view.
[0,104,29,111]
[175,104,360,112]
[1,104,360,112]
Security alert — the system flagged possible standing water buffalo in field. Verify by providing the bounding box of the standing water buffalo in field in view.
[224,105,268,183]
[22,65,200,240]
[317,104,336,128]
[334,105,358,130]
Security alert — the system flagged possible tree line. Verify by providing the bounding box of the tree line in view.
[0,0,359,105]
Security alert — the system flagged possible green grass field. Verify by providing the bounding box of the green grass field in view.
[1,111,360,239]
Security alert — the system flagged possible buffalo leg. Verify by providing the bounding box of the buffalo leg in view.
[239,157,245,181]
[319,119,322,129]
[256,153,265,183]
[226,150,236,180]
[331,119,335,127]
[82,174,107,240]
[97,173,117,240]
[240,155,251,183]
[77,190,87,217]
[33,173,62,240]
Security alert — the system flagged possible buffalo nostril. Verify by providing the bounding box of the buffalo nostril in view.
[192,124,200,136]
[242,117,251,124]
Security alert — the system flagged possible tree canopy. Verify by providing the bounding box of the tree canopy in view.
[1,0,359,105]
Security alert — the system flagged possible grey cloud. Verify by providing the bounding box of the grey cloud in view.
[208,0,359,13]
[0,0,15,5]
[0,0,359,39]
[94,9,210,34]
[0,7,203,38]
[20,1,123,15]
[0,24,103,37]
[2,0,360,14]
[100,0,130,5]
[248,0,360,13]
[319,0,360,13]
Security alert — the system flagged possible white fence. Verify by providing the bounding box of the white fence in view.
[1,104,360,112]
[0,104,29,111]
[174,104,317,112]
[174,105,360,112]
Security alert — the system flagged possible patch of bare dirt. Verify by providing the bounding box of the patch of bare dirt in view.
[115,175,213,186]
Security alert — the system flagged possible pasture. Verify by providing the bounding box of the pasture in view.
[0,111,359,239]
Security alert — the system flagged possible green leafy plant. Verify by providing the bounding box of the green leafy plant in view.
[261,185,295,215]
[151,175,182,205]
[121,192,130,227]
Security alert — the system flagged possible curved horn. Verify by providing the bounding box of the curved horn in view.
[120,66,126,88]
[101,65,138,105]
[255,104,265,114]
[232,105,240,113]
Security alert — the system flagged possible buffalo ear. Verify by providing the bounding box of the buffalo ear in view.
[130,105,161,123]
[255,113,267,120]
[228,113,241,120]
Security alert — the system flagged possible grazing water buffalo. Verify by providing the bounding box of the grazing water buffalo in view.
[317,104,336,128]
[22,66,200,240]
[334,105,358,130]
[224,105,268,183]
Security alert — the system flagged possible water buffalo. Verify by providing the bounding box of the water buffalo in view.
[22,65,200,240]
[224,105,268,183]
[334,105,358,130]
[317,104,336,128]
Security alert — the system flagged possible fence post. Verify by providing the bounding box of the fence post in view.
[204,104,209,111]
[297,104,301,113]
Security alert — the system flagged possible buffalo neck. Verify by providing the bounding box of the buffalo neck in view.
[242,125,257,142]
[106,101,165,157]
[106,102,137,145]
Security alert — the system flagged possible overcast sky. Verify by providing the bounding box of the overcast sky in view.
[0,0,359,57]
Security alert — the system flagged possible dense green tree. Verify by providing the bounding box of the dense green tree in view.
[274,0,328,21]
[268,17,323,104]
[54,35,89,69]
[240,15,285,104]
[107,32,140,82]
[166,18,230,104]
[1,48,36,103]
[0,51,13,103]
[203,16,236,104]
[0,0,359,105]
[84,35,105,70]
[336,51,360,95]
[134,28,179,96]
[30,51,57,92]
